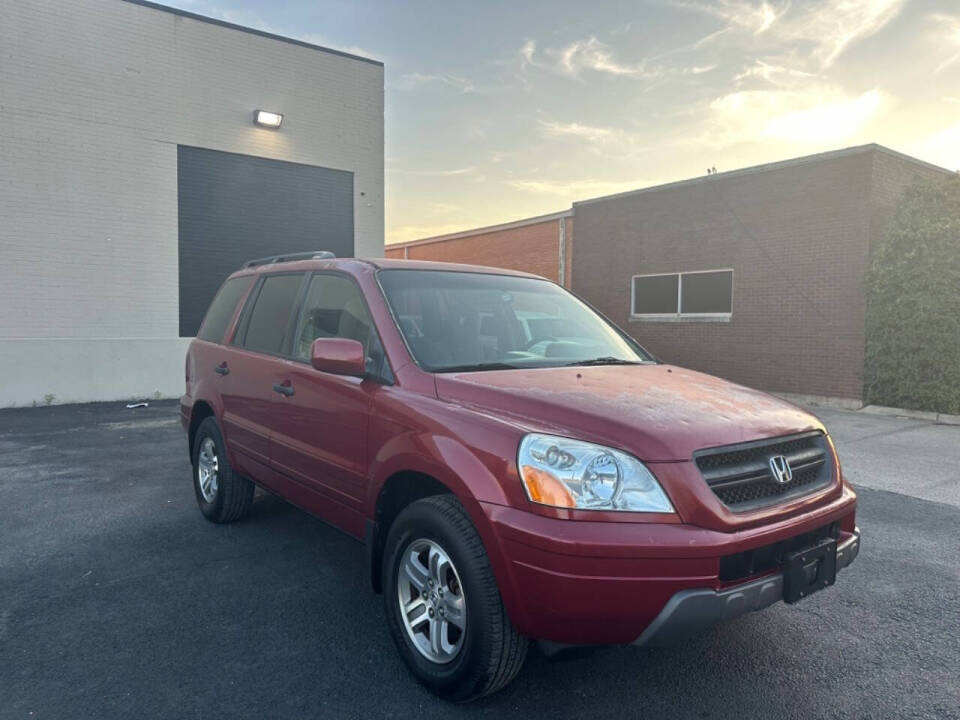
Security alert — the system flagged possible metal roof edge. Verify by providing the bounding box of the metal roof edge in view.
[386,209,572,250]
[573,144,952,208]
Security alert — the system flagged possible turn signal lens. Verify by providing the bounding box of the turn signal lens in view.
[520,465,576,508]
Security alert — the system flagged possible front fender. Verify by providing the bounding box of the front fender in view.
[364,419,531,631]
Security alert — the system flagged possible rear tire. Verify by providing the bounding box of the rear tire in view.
[191,416,254,523]
[382,495,527,701]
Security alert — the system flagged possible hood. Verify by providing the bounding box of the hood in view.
[434,364,824,462]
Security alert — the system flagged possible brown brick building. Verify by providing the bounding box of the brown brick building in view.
[384,145,952,404]
[385,210,573,287]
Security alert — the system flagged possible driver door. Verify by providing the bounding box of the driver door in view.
[267,272,381,536]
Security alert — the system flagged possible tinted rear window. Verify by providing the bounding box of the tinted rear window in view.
[196,276,252,343]
[242,273,305,355]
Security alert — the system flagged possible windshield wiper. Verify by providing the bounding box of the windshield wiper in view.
[564,356,646,367]
[435,362,522,373]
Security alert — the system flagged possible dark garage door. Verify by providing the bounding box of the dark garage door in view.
[178,146,354,337]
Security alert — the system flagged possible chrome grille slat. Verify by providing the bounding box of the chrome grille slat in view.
[694,431,833,511]
[706,456,826,490]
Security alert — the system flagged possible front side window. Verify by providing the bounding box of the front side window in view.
[196,276,253,343]
[242,273,305,355]
[378,270,651,372]
[632,270,733,319]
[294,274,373,360]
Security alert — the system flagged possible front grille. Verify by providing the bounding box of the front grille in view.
[694,431,833,511]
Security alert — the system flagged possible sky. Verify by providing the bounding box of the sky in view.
[164,0,960,244]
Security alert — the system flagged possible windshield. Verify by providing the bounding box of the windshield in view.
[378,269,652,372]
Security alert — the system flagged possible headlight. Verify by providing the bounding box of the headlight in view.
[517,433,674,513]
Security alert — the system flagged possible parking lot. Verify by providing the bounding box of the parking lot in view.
[1,401,958,719]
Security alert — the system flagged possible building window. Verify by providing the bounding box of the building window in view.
[631,269,733,321]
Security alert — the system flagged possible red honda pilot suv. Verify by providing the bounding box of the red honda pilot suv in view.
[180,251,860,701]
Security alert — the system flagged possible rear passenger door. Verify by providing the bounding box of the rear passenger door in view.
[217,272,306,479]
[267,273,384,536]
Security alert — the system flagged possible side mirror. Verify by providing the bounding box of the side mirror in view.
[310,338,366,377]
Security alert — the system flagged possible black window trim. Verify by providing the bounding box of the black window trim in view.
[236,269,395,384]
[229,273,262,347]
[232,271,309,359]
[630,268,734,323]
[196,274,256,345]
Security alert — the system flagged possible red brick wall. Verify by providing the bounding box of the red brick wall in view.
[384,148,948,401]
[384,216,571,285]
[573,151,878,400]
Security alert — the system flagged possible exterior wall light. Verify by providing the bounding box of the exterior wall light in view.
[253,110,283,129]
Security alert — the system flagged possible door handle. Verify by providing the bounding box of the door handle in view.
[272,382,295,397]
[214,363,229,376]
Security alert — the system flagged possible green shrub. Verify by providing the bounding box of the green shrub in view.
[865,174,960,414]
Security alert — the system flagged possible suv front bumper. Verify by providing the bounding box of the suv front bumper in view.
[633,527,860,646]
[479,483,858,645]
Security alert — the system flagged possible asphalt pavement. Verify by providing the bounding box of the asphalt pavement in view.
[1,400,958,719]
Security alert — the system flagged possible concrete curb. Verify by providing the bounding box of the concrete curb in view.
[860,404,960,426]
[774,392,864,411]
[775,393,960,426]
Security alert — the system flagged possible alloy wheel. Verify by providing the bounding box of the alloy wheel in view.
[197,436,219,502]
[397,538,467,664]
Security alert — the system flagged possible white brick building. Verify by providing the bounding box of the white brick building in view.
[0,0,384,406]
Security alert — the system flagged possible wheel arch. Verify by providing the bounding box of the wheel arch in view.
[188,400,216,459]
[368,470,454,593]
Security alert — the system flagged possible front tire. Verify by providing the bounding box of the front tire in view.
[191,416,254,523]
[382,495,528,701]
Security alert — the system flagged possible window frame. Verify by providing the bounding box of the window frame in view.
[233,269,395,384]
[196,275,255,345]
[232,271,309,358]
[630,268,734,322]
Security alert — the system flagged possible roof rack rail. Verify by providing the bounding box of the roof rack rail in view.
[242,250,337,268]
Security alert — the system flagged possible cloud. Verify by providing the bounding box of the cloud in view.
[425,202,462,215]
[792,0,906,68]
[520,32,723,86]
[672,1,785,35]
[905,122,960,172]
[521,36,657,79]
[506,177,654,199]
[388,166,478,177]
[394,72,475,93]
[735,60,816,85]
[386,224,474,244]
[931,14,960,73]
[540,121,615,142]
[763,89,883,141]
[520,39,537,66]
[558,36,651,77]
[537,119,648,157]
[694,87,885,146]
[674,0,906,69]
